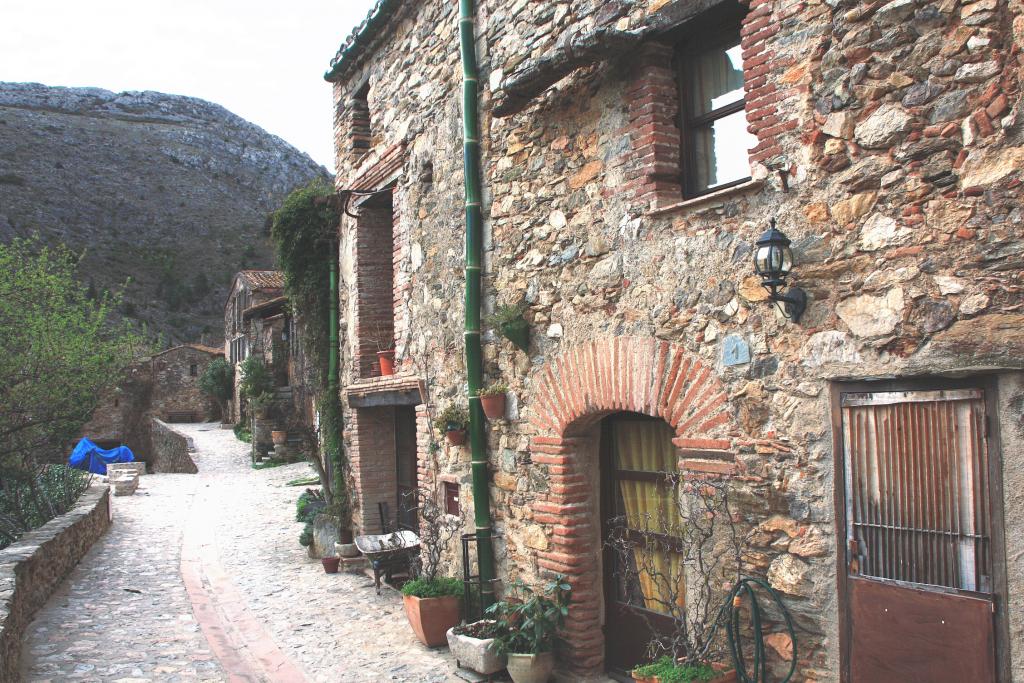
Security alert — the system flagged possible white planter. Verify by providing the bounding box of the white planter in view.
[446,622,506,676]
[506,651,555,683]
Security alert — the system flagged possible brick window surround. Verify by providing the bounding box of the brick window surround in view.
[627,0,794,210]
[527,336,739,673]
[353,191,397,378]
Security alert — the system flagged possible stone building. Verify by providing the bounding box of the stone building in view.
[224,270,286,423]
[224,269,314,453]
[324,0,1024,680]
[82,343,222,470]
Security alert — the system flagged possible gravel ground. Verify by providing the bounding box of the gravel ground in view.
[22,422,460,683]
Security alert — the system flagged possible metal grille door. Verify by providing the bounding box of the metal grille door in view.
[840,388,997,683]
[842,390,991,591]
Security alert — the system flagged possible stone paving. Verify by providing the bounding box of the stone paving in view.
[22,423,461,682]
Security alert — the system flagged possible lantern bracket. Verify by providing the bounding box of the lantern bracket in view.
[765,286,807,324]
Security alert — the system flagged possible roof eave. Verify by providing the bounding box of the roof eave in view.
[324,0,405,83]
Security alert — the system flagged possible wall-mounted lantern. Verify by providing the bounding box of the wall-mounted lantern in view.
[753,218,807,323]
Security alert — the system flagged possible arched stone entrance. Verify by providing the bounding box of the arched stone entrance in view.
[526,337,739,673]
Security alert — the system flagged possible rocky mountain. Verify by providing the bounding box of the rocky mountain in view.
[0,82,329,344]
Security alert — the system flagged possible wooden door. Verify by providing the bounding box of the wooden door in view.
[839,389,998,683]
[395,407,418,530]
[602,415,682,674]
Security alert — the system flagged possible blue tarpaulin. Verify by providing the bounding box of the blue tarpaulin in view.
[69,438,135,475]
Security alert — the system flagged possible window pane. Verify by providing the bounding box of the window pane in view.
[690,41,745,116]
[692,110,757,191]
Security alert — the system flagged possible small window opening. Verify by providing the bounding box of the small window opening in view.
[189,364,198,377]
[444,482,460,516]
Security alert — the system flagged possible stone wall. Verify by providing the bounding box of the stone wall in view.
[82,345,221,464]
[150,418,198,474]
[0,486,111,681]
[328,0,1024,678]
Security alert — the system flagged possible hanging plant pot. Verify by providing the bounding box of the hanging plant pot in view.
[321,556,341,574]
[480,393,506,420]
[500,318,530,352]
[378,350,396,376]
[446,428,467,445]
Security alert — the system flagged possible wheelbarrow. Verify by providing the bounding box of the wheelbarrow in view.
[354,529,421,594]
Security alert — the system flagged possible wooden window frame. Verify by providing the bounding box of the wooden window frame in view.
[830,375,1010,683]
[675,20,751,199]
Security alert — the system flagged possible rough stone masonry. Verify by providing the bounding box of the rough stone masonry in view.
[324,0,1024,679]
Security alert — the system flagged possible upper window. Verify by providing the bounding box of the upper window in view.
[679,30,758,197]
[189,363,198,377]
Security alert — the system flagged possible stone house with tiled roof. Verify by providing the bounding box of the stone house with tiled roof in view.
[324,0,1024,679]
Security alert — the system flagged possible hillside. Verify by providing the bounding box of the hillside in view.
[0,82,329,343]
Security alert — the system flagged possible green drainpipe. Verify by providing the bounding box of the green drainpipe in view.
[459,0,495,608]
[328,249,339,392]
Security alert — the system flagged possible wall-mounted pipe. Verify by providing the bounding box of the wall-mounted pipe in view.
[459,0,495,608]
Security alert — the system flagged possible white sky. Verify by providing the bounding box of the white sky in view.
[0,0,380,172]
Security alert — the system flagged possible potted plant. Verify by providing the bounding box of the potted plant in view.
[434,404,469,445]
[487,303,530,352]
[321,555,341,573]
[631,657,736,683]
[239,356,275,417]
[487,576,572,683]
[378,349,396,375]
[479,382,508,420]
[401,493,464,646]
[271,430,287,446]
[447,619,507,676]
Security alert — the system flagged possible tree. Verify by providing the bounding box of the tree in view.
[0,236,140,546]
[199,358,234,422]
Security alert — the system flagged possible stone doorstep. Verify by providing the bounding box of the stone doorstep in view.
[338,556,368,573]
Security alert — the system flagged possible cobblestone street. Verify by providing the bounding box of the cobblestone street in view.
[22,423,460,682]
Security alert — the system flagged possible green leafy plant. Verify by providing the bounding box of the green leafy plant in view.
[233,423,252,443]
[198,358,234,422]
[400,576,463,599]
[633,657,718,683]
[296,488,326,523]
[485,575,572,656]
[252,458,287,470]
[238,357,274,412]
[299,521,314,547]
[0,465,93,550]
[0,235,140,548]
[269,179,351,532]
[433,404,469,433]
[485,303,526,328]
[479,382,508,397]
[247,390,275,414]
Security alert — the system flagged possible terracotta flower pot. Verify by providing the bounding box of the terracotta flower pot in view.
[321,556,340,574]
[506,651,555,683]
[271,430,287,446]
[446,429,466,445]
[479,393,506,420]
[403,593,461,647]
[378,350,396,376]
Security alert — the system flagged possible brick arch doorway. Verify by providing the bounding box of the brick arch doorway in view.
[600,412,684,675]
[527,337,738,675]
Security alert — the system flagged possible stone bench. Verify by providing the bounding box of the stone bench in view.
[108,469,139,496]
[107,462,145,477]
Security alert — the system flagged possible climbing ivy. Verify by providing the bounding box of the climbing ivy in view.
[270,180,350,529]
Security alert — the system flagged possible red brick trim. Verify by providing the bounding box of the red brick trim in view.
[526,337,737,673]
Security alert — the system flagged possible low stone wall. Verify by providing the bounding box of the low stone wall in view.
[0,485,111,681]
[150,418,198,474]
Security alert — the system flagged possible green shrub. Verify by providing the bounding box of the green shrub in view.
[198,358,233,421]
[400,576,463,599]
[295,488,326,523]
[480,382,508,397]
[298,521,314,547]
[632,657,717,683]
[233,423,252,443]
[239,357,274,405]
[0,465,93,550]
